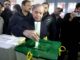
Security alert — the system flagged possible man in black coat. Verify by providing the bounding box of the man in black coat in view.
[8,0,32,35]
[48,7,63,41]
[1,0,12,34]
[60,3,80,60]
[42,2,50,20]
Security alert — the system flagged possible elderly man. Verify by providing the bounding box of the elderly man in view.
[23,4,47,41]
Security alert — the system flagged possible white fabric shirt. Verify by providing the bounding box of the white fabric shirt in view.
[34,22,41,36]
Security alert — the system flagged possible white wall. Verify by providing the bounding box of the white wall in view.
[16,0,23,5]
[31,0,46,5]
[16,0,46,5]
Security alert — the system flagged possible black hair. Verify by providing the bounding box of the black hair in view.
[21,0,31,6]
[13,4,21,12]
[57,7,63,12]
[42,2,49,7]
[76,3,80,9]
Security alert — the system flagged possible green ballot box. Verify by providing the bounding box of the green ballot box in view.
[15,39,61,60]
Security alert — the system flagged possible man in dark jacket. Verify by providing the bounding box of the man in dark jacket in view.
[48,7,63,41]
[23,4,49,41]
[8,0,32,35]
[42,2,50,20]
[60,3,80,60]
[1,0,12,34]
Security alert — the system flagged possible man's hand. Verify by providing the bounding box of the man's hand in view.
[23,30,39,41]
[69,12,76,21]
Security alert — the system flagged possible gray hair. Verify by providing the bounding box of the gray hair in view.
[32,4,44,11]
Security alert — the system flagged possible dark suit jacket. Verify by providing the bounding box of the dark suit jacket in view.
[48,13,63,41]
[1,8,12,34]
[60,13,80,44]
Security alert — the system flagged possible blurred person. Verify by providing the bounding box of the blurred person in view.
[60,3,80,60]
[0,2,4,34]
[8,0,32,35]
[48,7,63,41]
[42,2,50,20]
[23,4,47,41]
[13,4,21,14]
[1,0,12,34]
[3,0,11,9]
